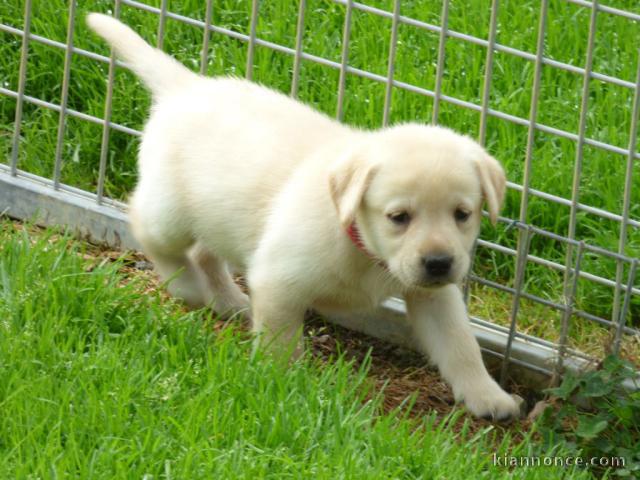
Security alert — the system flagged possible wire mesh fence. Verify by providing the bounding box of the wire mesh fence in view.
[1,0,638,386]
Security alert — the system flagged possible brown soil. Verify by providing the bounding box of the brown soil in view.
[305,316,538,441]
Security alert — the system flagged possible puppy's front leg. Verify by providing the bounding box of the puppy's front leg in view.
[249,281,306,360]
[405,285,520,420]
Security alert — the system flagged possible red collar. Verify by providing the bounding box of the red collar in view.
[346,222,388,269]
[346,222,369,254]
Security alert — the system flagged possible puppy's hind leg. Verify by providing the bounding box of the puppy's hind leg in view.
[191,243,250,319]
[142,243,210,308]
[130,205,208,307]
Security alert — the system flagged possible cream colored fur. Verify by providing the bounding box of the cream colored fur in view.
[87,13,519,420]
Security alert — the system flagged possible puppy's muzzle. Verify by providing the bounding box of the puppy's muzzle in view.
[421,254,454,284]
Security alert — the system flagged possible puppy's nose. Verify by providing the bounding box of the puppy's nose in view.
[422,254,453,278]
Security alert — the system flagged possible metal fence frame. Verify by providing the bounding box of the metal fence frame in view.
[1,0,639,388]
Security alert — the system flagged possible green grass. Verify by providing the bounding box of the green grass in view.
[0,220,592,479]
[1,0,638,350]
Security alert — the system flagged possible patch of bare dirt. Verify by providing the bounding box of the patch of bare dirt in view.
[304,316,538,441]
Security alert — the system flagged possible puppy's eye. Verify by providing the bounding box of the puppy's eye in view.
[454,208,471,222]
[387,211,411,226]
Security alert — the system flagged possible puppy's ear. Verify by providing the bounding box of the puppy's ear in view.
[329,155,377,228]
[474,153,506,225]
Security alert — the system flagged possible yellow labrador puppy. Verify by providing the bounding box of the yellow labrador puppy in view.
[88,13,519,420]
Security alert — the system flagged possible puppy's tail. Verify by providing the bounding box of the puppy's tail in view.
[86,13,196,97]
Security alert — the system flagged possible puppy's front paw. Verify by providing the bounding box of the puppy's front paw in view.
[460,381,523,421]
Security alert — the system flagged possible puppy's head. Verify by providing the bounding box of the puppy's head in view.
[329,124,505,289]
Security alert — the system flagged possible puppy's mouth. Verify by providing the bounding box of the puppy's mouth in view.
[395,271,457,290]
[420,277,455,289]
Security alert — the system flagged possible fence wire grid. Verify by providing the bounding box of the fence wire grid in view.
[1,0,639,384]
